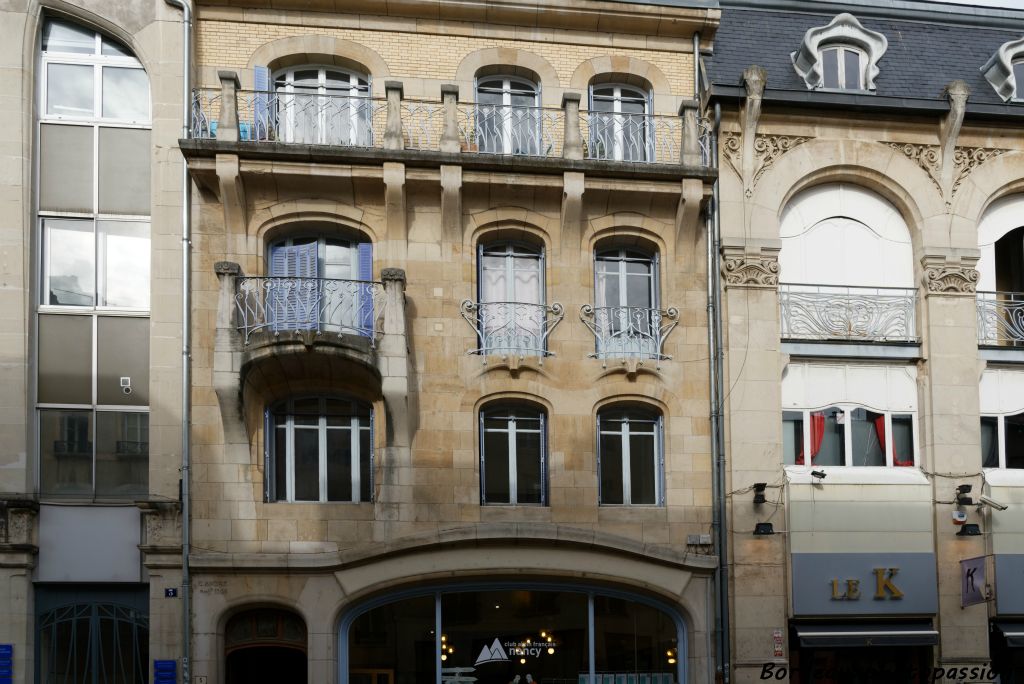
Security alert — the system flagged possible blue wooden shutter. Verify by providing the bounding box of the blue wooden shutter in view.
[357,242,374,336]
[254,66,270,140]
[269,242,318,331]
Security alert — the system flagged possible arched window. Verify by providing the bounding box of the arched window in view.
[267,397,373,503]
[475,75,540,155]
[597,405,664,505]
[475,241,546,355]
[225,608,307,684]
[820,44,866,90]
[588,83,650,161]
[273,66,371,145]
[591,246,662,359]
[480,401,546,505]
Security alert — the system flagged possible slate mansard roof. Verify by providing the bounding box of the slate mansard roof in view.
[707,1,1024,116]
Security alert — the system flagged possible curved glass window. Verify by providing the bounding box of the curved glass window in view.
[480,402,546,505]
[274,67,371,145]
[345,586,684,684]
[475,77,540,155]
[588,84,649,161]
[268,397,373,503]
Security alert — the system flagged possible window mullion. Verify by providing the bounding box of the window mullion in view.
[286,409,295,502]
[803,410,812,467]
[843,408,852,467]
[350,415,360,503]
[622,420,632,505]
[508,418,517,504]
[318,407,328,503]
[999,416,1007,469]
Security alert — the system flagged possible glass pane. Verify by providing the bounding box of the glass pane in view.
[37,314,93,404]
[630,433,657,504]
[326,427,353,501]
[102,67,149,121]
[844,49,862,89]
[1007,413,1024,470]
[891,414,914,467]
[812,407,845,466]
[822,48,840,89]
[101,36,134,57]
[39,125,94,213]
[484,430,510,504]
[47,63,94,116]
[626,272,653,309]
[293,428,320,501]
[349,595,435,684]
[441,590,589,684]
[982,416,999,468]
[515,429,543,504]
[98,128,151,215]
[1015,63,1024,99]
[597,269,620,309]
[360,428,372,502]
[782,411,804,466]
[97,315,149,406]
[850,409,885,467]
[274,425,287,501]
[43,20,96,54]
[99,221,150,308]
[594,596,678,683]
[44,218,95,305]
[600,430,624,504]
[95,411,148,498]
[480,255,507,302]
[40,409,93,497]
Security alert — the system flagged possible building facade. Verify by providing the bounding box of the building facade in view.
[708,1,1024,682]
[181,1,719,684]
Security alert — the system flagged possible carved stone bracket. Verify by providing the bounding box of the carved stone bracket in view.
[722,245,781,288]
[723,133,811,197]
[888,141,1007,203]
[0,498,38,548]
[922,255,980,295]
[138,501,183,555]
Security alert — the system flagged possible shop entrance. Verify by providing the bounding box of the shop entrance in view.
[225,608,308,684]
[789,622,937,683]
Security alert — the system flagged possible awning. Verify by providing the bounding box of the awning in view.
[795,623,939,648]
[994,622,1024,648]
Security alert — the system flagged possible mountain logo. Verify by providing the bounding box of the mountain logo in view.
[474,638,509,665]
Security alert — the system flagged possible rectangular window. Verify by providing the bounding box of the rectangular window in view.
[40,409,147,499]
[598,408,662,505]
[480,406,545,505]
[783,406,916,468]
[983,413,1024,469]
[782,411,804,466]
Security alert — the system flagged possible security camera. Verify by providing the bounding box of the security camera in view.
[979,495,1008,511]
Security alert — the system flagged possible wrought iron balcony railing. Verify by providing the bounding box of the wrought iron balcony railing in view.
[460,300,564,358]
[580,111,682,163]
[458,103,565,157]
[235,277,386,346]
[779,283,918,343]
[977,291,1024,346]
[579,305,680,360]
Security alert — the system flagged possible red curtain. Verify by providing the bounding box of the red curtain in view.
[875,413,913,466]
[796,412,825,465]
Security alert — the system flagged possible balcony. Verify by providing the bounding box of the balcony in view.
[579,305,680,364]
[185,75,713,176]
[977,291,1024,347]
[779,284,919,343]
[235,277,386,347]
[460,300,564,359]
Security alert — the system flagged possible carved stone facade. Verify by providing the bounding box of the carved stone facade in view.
[922,256,981,294]
[721,246,781,288]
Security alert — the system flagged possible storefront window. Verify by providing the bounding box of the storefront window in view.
[346,587,683,684]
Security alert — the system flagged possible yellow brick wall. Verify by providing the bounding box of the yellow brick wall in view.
[196,20,695,97]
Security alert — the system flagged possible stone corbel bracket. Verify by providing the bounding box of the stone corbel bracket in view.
[722,243,781,288]
[738,65,766,197]
[939,81,970,205]
[922,254,980,295]
[791,13,888,90]
[982,36,1024,102]
[0,498,38,549]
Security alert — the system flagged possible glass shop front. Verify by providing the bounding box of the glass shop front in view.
[345,586,684,684]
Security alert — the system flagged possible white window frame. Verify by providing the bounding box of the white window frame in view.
[588,83,651,162]
[818,45,866,91]
[479,404,547,505]
[268,397,374,504]
[474,75,540,155]
[594,247,659,309]
[981,413,1024,469]
[783,404,918,468]
[273,66,370,145]
[597,407,665,506]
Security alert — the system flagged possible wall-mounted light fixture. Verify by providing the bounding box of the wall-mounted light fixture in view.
[753,483,767,505]
[956,523,982,537]
[753,522,775,536]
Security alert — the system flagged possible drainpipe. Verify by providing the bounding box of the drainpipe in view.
[706,95,730,682]
[163,1,193,683]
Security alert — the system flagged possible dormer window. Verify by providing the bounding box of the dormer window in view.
[1014,60,1024,100]
[982,37,1024,102]
[821,45,865,90]
[791,13,887,92]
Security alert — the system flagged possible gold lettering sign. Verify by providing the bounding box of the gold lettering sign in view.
[828,568,902,600]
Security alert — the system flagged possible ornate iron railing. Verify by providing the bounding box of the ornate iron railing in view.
[458,103,564,157]
[580,111,681,163]
[977,291,1024,346]
[779,284,918,342]
[236,277,386,346]
[191,89,388,146]
[401,99,445,150]
[460,300,564,357]
[579,305,680,361]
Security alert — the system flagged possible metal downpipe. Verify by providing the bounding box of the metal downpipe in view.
[162,0,193,682]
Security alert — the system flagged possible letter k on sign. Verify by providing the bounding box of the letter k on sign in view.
[873,568,904,599]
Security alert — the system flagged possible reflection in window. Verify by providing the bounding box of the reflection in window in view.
[39,602,149,684]
[475,77,540,155]
[594,595,678,681]
[481,404,546,505]
[269,397,373,503]
[850,408,885,467]
[983,412,1024,469]
[820,46,864,90]
[783,406,915,467]
[42,219,150,308]
[598,407,663,505]
[589,84,649,161]
[274,67,371,145]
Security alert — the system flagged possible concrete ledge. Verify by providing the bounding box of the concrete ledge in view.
[980,346,1024,363]
[782,340,922,360]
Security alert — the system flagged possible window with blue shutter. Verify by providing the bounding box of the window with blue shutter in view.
[357,242,373,336]
[268,242,318,332]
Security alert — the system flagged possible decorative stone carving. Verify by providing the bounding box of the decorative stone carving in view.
[888,141,1007,200]
[0,499,38,547]
[138,502,182,550]
[722,253,780,287]
[887,142,942,192]
[922,256,980,294]
[952,147,1007,196]
[982,36,1024,102]
[722,132,810,196]
[791,13,888,90]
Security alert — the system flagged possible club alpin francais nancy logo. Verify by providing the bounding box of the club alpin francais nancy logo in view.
[475,639,510,666]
